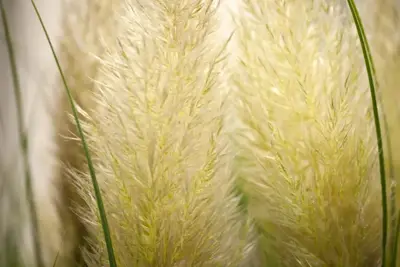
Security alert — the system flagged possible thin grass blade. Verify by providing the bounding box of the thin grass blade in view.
[0,1,45,266]
[346,1,388,266]
[29,1,117,266]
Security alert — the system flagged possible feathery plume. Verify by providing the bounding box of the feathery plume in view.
[231,0,389,265]
[74,0,255,266]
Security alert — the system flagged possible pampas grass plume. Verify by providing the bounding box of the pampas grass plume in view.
[60,0,400,266]
[74,0,255,266]
[230,0,395,266]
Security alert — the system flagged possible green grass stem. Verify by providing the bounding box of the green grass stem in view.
[30,1,117,266]
[0,1,45,266]
[346,1,388,266]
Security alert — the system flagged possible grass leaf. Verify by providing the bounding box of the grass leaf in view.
[0,1,44,266]
[29,1,117,266]
[346,0,388,266]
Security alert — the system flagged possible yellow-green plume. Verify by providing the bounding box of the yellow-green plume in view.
[74,0,256,266]
[230,0,395,266]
